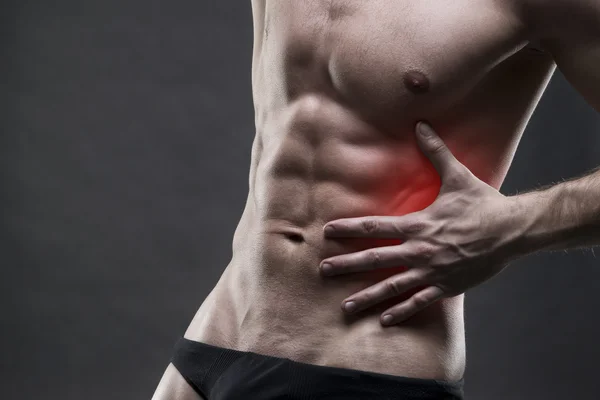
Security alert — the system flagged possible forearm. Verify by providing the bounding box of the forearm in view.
[510,167,600,257]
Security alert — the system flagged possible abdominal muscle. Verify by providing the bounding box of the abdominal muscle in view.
[156,2,560,395]
[183,95,467,382]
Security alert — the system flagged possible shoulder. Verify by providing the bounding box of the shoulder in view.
[510,0,600,111]
[511,0,600,39]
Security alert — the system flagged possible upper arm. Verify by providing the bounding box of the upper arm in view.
[516,0,600,111]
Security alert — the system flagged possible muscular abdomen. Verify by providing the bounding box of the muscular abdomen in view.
[189,0,556,382]
[226,90,463,378]
[256,94,440,226]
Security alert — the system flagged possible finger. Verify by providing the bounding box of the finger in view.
[415,122,467,183]
[320,245,414,276]
[324,214,427,239]
[341,270,425,314]
[380,285,445,325]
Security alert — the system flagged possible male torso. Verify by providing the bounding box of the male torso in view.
[156,0,556,397]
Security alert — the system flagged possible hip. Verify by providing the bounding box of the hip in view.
[183,257,466,382]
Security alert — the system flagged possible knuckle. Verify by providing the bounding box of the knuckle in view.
[401,218,428,235]
[367,250,381,268]
[385,278,403,296]
[414,244,435,262]
[412,293,430,308]
[362,218,379,233]
[429,140,446,154]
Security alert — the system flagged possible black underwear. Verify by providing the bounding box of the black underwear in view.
[171,337,464,399]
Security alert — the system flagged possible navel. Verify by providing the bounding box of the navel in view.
[403,70,430,94]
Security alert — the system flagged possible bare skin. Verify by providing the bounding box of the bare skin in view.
[153,0,600,398]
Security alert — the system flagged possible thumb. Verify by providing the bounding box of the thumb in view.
[416,122,465,182]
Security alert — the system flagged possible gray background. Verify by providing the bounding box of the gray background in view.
[2,1,600,399]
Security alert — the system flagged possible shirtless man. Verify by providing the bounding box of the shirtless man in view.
[152,1,600,398]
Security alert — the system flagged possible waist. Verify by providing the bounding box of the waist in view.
[191,254,465,381]
[196,216,467,380]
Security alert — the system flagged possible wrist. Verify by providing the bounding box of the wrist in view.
[502,191,550,260]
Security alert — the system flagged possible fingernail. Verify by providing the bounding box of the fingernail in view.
[324,225,335,235]
[382,314,393,325]
[320,263,333,275]
[344,301,357,313]
[418,122,432,137]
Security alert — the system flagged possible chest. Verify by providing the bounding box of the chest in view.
[256,0,533,121]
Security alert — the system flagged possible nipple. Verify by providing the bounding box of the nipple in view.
[403,70,430,94]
